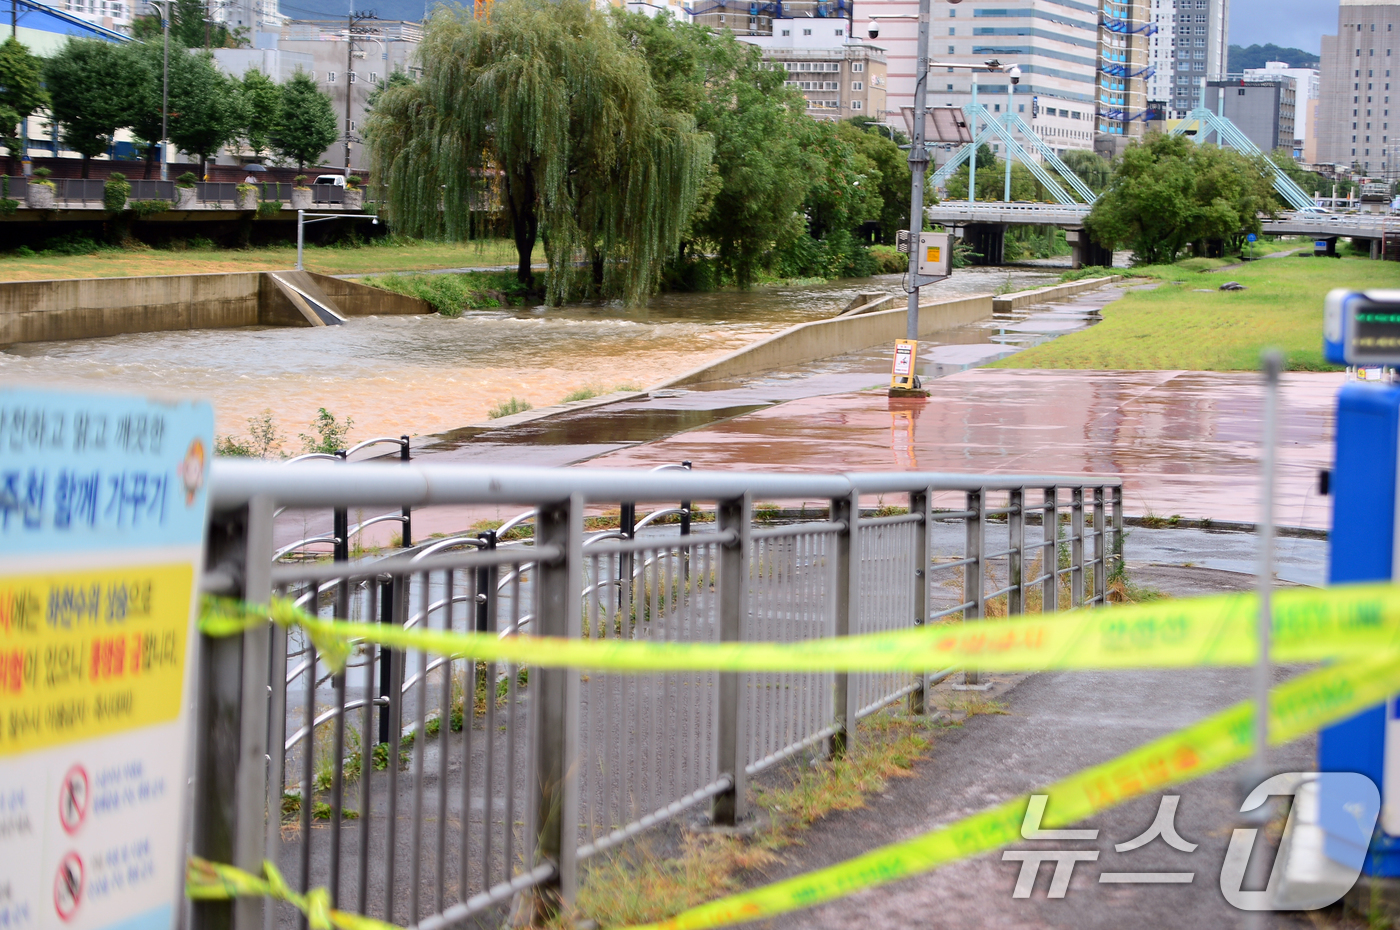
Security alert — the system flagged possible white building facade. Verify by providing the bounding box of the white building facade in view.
[1243,60,1320,157]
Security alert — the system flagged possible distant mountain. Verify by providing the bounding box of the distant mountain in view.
[1228,43,1320,72]
[278,0,468,23]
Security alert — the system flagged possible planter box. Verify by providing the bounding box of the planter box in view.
[27,183,55,209]
[343,188,364,211]
[175,187,197,209]
[290,188,313,210]
[236,189,258,210]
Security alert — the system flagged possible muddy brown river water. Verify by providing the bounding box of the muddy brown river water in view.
[0,267,1058,444]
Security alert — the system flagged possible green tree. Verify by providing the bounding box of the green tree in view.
[167,50,240,177]
[238,68,282,162]
[0,38,45,175]
[368,0,711,305]
[131,0,242,50]
[838,118,910,244]
[943,146,1040,202]
[1059,149,1111,194]
[615,9,812,285]
[1085,133,1278,264]
[272,71,337,172]
[365,68,414,114]
[44,39,144,177]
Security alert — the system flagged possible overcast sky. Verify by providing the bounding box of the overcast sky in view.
[1228,0,1337,54]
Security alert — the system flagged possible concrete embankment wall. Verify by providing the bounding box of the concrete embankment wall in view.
[0,271,431,346]
[990,275,1120,312]
[660,293,993,387]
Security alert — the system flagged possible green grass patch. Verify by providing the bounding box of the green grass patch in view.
[996,255,1400,372]
[488,397,533,419]
[361,270,533,316]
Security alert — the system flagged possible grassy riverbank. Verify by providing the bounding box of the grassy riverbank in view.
[994,255,1400,371]
[0,237,542,281]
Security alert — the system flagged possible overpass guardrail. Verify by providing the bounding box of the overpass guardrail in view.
[194,460,1123,928]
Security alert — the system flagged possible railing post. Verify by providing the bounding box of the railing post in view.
[618,501,636,612]
[399,436,412,547]
[713,494,752,825]
[1043,487,1058,614]
[909,487,932,715]
[528,495,582,916]
[1112,485,1124,583]
[377,577,395,745]
[1009,487,1024,616]
[1093,487,1106,605]
[192,496,273,930]
[828,492,859,756]
[962,489,985,687]
[1071,487,1085,608]
[334,450,348,561]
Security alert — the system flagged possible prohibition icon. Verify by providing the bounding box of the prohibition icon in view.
[54,852,84,922]
[59,765,89,835]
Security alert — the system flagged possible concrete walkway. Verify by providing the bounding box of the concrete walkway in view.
[741,567,1331,930]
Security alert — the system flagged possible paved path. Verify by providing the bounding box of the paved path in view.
[742,567,1332,930]
[581,370,1340,530]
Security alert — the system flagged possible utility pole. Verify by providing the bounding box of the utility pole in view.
[344,9,376,175]
[160,0,170,181]
[903,0,931,345]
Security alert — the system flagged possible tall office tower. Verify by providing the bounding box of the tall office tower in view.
[1156,0,1228,118]
[1146,0,1176,112]
[1096,0,1154,148]
[1318,0,1400,177]
[865,0,1097,156]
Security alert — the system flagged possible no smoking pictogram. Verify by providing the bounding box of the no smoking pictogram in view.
[58,765,89,835]
[53,852,84,922]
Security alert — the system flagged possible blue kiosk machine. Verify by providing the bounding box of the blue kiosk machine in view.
[1321,288,1400,876]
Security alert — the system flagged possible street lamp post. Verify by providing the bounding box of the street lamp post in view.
[152,0,171,182]
[297,210,379,271]
[1004,66,1021,202]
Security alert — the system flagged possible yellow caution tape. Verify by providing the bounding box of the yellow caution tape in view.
[184,653,1400,930]
[202,582,1400,675]
[626,652,1400,929]
[187,857,397,930]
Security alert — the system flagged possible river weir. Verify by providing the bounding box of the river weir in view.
[0,266,1057,441]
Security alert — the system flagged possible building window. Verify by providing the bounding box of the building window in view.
[946,83,953,90]
[328,71,336,82]
[803,28,811,35]
[835,28,843,35]
[949,27,955,35]
[349,72,357,83]
[851,100,862,110]
[370,71,379,83]
[781,29,789,35]
[852,62,864,72]
[852,81,863,90]
[948,45,955,53]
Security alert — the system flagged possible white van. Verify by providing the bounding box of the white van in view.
[312,174,347,187]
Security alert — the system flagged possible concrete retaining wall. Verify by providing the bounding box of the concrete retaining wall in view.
[991,275,1120,312]
[0,272,264,345]
[659,293,993,387]
[0,270,432,346]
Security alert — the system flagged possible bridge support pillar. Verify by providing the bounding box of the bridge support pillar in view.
[1066,228,1113,269]
[963,223,1007,265]
[1371,238,1382,261]
[1315,237,1338,258]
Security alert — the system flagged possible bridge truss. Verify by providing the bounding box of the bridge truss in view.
[929,104,1097,206]
[1170,107,1325,213]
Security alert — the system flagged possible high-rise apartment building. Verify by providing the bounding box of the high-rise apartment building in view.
[64,0,134,34]
[1318,0,1400,176]
[1143,0,1228,119]
[1096,0,1152,146]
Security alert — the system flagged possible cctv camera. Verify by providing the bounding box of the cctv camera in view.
[1009,64,1022,85]
[867,19,878,38]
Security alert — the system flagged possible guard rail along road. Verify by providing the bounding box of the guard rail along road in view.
[192,459,1122,930]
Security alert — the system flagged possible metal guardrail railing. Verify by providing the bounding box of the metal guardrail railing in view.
[193,461,1123,930]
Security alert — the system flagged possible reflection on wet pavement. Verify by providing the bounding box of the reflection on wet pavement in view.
[579,369,1341,530]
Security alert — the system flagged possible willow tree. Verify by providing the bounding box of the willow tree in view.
[365,0,711,305]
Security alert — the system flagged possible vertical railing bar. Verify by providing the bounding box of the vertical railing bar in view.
[458,570,475,901]
[434,570,453,914]
[328,578,349,908]
[355,582,377,915]
[1009,488,1024,619]
[409,573,429,924]
[266,584,289,915]
[1043,487,1058,614]
[713,495,751,826]
[297,583,319,930]
[504,649,518,882]
[963,490,985,687]
[648,547,660,817]
[1071,487,1085,609]
[481,651,497,888]
[1112,485,1124,582]
[1093,488,1106,605]
[663,545,678,801]
[513,568,534,889]
[384,579,405,922]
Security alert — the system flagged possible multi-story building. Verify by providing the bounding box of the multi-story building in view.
[1317,0,1400,177]
[1096,0,1153,147]
[1204,76,1297,152]
[210,0,282,40]
[739,19,886,121]
[59,0,132,34]
[1148,0,1228,119]
[1243,60,1319,157]
[274,19,422,170]
[689,0,842,37]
